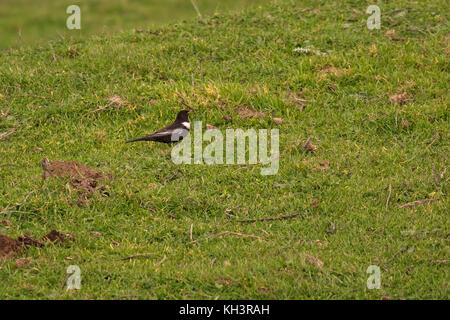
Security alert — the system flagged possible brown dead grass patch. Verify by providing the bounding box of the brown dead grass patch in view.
[318,66,351,80]
[236,107,266,119]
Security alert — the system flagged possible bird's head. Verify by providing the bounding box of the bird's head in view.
[176,110,190,122]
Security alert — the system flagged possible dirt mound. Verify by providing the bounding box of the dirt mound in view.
[0,234,23,259]
[0,233,43,259]
[41,159,105,181]
[43,229,73,243]
[17,233,44,247]
[41,159,111,206]
[0,230,73,260]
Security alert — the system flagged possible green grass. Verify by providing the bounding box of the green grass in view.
[0,0,270,50]
[0,0,448,299]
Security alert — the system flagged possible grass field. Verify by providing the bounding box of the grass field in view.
[0,0,448,299]
[0,0,269,50]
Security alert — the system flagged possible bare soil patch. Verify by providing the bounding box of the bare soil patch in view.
[43,229,73,243]
[41,159,111,206]
[0,229,73,259]
[0,234,23,259]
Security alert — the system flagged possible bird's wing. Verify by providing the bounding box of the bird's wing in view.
[142,125,187,139]
[155,122,185,134]
[126,120,189,143]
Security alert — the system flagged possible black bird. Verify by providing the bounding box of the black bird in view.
[126,110,191,144]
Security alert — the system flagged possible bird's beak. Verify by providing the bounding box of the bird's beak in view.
[179,99,194,113]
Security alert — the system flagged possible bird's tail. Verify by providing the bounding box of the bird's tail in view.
[125,136,151,143]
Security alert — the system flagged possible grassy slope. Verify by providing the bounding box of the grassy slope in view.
[0,0,270,50]
[0,0,448,299]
